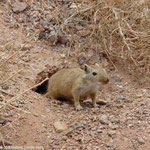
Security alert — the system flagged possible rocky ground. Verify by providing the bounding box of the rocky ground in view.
[0,1,150,150]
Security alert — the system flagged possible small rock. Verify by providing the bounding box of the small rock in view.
[48,35,57,45]
[99,114,108,125]
[39,31,47,40]
[146,90,150,98]
[97,100,107,105]
[109,118,119,124]
[57,35,68,44]
[77,30,90,37]
[147,130,150,133]
[53,121,67,133]
[116,96,126,102]
[70,3,77,9]
[60,53,66,58]
[62,136,67,141]
[127,124,133,128]
[102,59,109,67]
[50,30,56,36]
[11,101,21,108]
[77,56,87,65]
[137,137,145,144]
[119,89,124,93]
[13,2,27,13]
[117,84,123,88]
[96,129,103,133]
[113,75,122,82]
[136,93,143,98]
[109,124,119,130]
[76,25,84,31]
[39,20,48,27]
[2,83,9,90]
[0,118,8,125]
[107,130,116,137]
[77,52,88,65]
[106,143,112,147]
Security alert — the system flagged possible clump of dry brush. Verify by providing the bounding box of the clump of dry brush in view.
[3,0,150,75]
[60,0,149,76]
[26,0,150,76]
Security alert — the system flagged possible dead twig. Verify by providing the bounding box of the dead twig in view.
[0,69,22,85]
[0,90,14,97]
[0,31,38,69]
[0,78,49,111]
[112,8,138,66]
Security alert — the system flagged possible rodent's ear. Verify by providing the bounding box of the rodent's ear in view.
[84,64,91,74]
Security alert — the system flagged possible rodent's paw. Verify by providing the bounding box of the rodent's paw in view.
[75,105,83,111]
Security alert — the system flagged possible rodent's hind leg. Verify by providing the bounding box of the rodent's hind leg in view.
[44,92,49,98]
[73,94,83,111]
[44,92,56,101]
[90,93,98,108]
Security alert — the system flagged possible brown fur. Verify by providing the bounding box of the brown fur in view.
[45,64,109,110]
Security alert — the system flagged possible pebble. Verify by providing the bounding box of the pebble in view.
[13,2,27,13]
[106,143,112,147]
[0,118,7,125]
[107,130,116,137]
[97,100,107,105]
[70,3,78,9]
[39,20,48,27]
[113,75,122,82]
[77,30,90,37]
[99,114,108,125]
[109,124,119,130]
[2,83,9,90]
[136,93,143,98]
[53,121,67,133]
[39,31,46,40]
[60,53,66,58]
[77,56,87,65]
[96,129,103,133]
[137,137,145,144]
[109,117,119,123]
[57,35,68,44]
[127,124,133,128]
[48,35,57,45]
[116,96,126,102]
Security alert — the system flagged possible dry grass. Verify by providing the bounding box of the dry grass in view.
[3,0,149,77]
[25,0,149,77]
[0,47,48,148]
[0,31,46,145]
[64,0,149,75]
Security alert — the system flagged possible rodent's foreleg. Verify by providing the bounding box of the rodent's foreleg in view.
[73,94,83,111]
[90,93,98,107]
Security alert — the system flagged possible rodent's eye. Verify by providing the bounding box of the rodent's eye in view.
[92,72,97,76]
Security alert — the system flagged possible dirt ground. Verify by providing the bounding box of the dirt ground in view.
[0,1,150,150]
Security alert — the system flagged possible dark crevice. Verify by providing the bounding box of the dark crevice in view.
[34,80,48,94]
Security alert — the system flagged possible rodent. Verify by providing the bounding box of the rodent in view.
[45,64,109,110]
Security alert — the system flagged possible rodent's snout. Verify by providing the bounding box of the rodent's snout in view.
[106,78,109,83]
[101,78,109,84]
[104,78,109,84]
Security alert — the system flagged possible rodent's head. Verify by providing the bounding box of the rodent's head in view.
[83,64,109,84]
